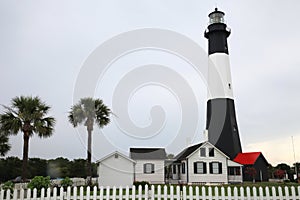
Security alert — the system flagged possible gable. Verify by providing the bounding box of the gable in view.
[97,151,136,164]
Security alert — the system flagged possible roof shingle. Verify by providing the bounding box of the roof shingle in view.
[130,148,166,160]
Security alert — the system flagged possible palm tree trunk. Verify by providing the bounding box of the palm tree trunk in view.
[22,132,29,181]
[87,127,92,185]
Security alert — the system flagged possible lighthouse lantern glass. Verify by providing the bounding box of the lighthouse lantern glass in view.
[209,12,224,24]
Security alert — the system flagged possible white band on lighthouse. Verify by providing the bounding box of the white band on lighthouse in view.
[207,53,234,100]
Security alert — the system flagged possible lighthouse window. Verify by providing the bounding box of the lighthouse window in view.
[228,83,231,89]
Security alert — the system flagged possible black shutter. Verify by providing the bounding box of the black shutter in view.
[209,162,213,174]
[143,164,146,173]
[194,162,197,174]
[151,164,155,173]
[218,163,222,174]
[203,162,207,174]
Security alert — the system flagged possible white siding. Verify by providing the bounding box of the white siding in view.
[187,143,228,184]
[98,154,135,187]
[134,159,165,183]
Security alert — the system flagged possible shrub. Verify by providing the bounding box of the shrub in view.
[60,177,73,189]
[1,181,14,191]
[27,176,51,193]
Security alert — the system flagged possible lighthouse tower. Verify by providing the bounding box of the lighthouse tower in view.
[204,8,242,160]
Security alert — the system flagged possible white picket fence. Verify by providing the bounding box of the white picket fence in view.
[1,185,300,200]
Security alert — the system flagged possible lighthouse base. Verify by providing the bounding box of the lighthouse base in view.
[206,98,242,159]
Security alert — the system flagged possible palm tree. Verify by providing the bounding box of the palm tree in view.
[0,132,10,156]
[68,97,111,183]
[0,96,55,181]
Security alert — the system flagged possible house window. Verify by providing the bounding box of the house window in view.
[209,162,222,174]
[194,162,207,174]
[182,163,185,174]
[200,148,206,157]
[144,163,154,174]
[209,148,214,157]
[228,167,241,175]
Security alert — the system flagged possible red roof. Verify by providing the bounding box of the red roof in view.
[234,152,261,165]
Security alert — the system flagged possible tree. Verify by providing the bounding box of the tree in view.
[0,132,10,156]
[0,96,55,181]
[68,97,111,183]
[274,169,285,179]
[245,167,257,183]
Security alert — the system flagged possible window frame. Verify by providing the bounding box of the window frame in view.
[200,148,206,157]
[144,163,155,174]
[194,162,207,174]
[181,162,185,174]
[209,148,214,157]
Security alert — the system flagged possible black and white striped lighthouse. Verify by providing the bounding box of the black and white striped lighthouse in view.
[204,8,242,160]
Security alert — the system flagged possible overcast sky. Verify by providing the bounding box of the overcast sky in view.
[0,1,299,166]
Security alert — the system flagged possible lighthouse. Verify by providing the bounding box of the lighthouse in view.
[204,8,242,160]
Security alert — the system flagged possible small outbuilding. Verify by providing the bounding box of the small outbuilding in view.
[234,152,269,182]
[97,151,136,187]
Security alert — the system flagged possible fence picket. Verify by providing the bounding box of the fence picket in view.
[46,187,51,200]
[138,185,142,200]
[157,185,161,200]
[253,187,257,200]
[213,187,218,200]
[99,187,104,200]
[188,186,193,200]
[271,187,276,200]
[106,186,110,200]
[33,189,37,200]
[298,187,300,200]
[27,189,31,200]
[41,188,45,200]
[164,185,168,200]
[125,186,129,200]
[227,187,232,200]
[265,186,270,200]
[176,185,180,200]
[60,187,64,200]
[239,187,244,200]
[278,187,283,200]
[87,186,91,200]
[73,187,78,200]
[284,186,289,200]
[93,186,97,200]
[67,186,71,200]
[259,187,264,200]
[12,189,17,200]
[246,187,251,200]
[221,186,225,200]
[80,186,84,200]
[233,187,238,200]
[45,188,51,200]
[195,186,200,200]
[119,186,123,200]
[202,186,206,200]
[112,186,116,200]
[182,186,186,200]
[151,185,155,200]
[290,186,296,200]
[170,185,174,200]
[131,186,135,200]
[208,187,212,200]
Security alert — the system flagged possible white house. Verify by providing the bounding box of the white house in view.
[130,148,166,184]
[97,151,136,187]
[172,141,243,184]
